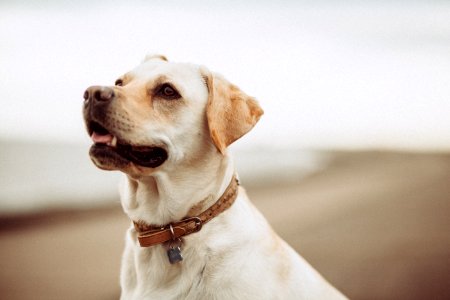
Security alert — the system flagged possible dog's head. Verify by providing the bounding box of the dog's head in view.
[83,55,263,176]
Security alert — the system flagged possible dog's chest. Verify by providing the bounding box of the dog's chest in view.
[124,244,213,299]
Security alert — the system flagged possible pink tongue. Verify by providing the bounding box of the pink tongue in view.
[91,132,113,144]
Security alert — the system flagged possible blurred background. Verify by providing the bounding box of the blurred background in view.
[1,0,450,299]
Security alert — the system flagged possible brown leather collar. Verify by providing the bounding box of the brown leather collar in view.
[133,175,239,247]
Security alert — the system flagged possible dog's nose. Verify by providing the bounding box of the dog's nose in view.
[83,86,115,103]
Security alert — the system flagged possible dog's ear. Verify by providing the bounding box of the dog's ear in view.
[201,68,263,154]
[143,54,168,62]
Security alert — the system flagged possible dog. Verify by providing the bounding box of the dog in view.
[83,55,347,299]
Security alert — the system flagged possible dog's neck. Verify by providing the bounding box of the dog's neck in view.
[120,152,234,226]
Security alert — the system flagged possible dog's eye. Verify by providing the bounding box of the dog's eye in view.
[115,79,123,86]
[156,84,181,100]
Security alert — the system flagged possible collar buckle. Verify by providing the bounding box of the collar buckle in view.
[182,216,203,233]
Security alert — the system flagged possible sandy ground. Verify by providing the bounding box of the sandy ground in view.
[1,151,450,300]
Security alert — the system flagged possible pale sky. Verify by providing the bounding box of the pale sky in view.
[1,1,450,150]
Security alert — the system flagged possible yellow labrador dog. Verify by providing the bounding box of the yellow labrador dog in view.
[83,55,347,299]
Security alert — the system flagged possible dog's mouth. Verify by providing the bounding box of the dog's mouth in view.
[88,121,168,168]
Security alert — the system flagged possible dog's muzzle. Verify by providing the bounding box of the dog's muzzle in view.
[83,86,168,169]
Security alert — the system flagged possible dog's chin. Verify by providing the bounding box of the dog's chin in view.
[89,143,168,171]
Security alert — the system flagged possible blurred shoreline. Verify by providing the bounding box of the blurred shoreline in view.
[1,139,449,216]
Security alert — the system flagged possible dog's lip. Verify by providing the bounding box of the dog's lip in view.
[87,121,168,168]
[90,143,168,168]
[92,132,116,145]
